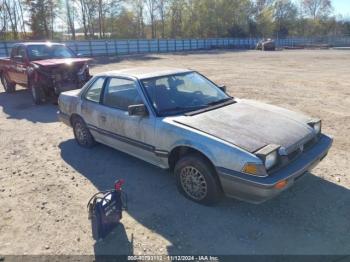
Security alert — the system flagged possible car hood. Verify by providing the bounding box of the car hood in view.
[31,58,91,67]
[173,99,316,154]
[60,89,81,97]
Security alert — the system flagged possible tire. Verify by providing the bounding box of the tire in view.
[174,153,222,205]
[30,83,46,105]
[72,117,96,148]
[52,96,59,105]
[1,73,16,93]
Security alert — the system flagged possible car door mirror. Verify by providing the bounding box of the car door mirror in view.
[13,55,23,62]
[128,104,148,116]
[218,85,227,93]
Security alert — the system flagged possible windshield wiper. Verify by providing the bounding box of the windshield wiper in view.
[159,105,207,115]
[184,97,235,116]
[159,98,234,116]
[206,97,233,106]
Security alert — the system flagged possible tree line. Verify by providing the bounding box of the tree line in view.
[1,0,350,41]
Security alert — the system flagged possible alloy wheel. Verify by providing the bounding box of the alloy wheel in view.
[180,166,208,200]
[75,122,87,144]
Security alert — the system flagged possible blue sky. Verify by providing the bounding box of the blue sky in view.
[332,0,350,17]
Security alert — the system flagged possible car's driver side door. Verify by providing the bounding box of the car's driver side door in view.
[95,77,160,166]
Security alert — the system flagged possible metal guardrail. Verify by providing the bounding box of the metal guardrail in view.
[1,37,350,58]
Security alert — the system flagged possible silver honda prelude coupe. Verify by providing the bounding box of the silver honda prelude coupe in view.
[58,67,333,205]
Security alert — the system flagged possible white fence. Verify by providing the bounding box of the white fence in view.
[1,37,350,58]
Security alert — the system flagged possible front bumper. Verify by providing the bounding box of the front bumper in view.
[217,134,333,204]
[57,111,71,127]
[37,68,91,95]
[53,74,91,95]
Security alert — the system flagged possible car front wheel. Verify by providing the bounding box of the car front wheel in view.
[72,117,96,148]
[174,153,222,205]
[30,83,46,105]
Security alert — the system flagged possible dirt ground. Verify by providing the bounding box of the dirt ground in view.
[0,50,349,256]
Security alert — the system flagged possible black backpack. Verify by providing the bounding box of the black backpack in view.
[87,180,127,240]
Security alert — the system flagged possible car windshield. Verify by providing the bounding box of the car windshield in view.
[27,44,76,61]
[141,72,231,116]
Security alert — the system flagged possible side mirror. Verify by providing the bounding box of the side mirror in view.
[218,85,227,93]
[128,104,148,116]
[13,55,23,62]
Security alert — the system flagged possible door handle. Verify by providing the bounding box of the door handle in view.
[100,115,107,122]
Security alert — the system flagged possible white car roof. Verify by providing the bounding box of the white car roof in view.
[95,67,193,80]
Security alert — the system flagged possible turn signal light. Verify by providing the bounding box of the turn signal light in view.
[274,180,287,189]
[242,164,258,175]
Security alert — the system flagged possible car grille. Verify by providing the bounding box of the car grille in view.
[287,148,302,161]
[304,137,317,150]
[268,136,318,175]
[286,137,317,161]
[39,64,81,81]
[52,67,80,82]
[55,71,76,81]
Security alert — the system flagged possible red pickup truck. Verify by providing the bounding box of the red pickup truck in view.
[0,42,92,104]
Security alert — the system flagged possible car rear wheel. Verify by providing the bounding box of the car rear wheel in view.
[1,73,16,93]
[174,153,222,205]
[72,117,96,148]
[30,83,46,105]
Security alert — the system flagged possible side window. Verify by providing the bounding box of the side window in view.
[17,47,26,61]
[103,78,143,110]
[84,77,105,103]
[10,47,18,58]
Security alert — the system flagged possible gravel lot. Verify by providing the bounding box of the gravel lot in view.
[0,50,349,255]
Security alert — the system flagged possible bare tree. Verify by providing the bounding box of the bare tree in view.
[169,0,185,38]
[78,0,89,38]
[274,0,298,37]
[157,0,167,38]
[131,0,145,38]
[66,0,76,40]
[98,0,103,38]
[0,0,346,41]
[3,0,20,39]
[146,0,157,38]
[0,0,7,38]
[17,0,27,38]
[301,0,332,20]
[84,0,98,38]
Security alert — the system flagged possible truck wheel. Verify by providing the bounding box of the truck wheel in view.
[30,83,46,105]
[72,117,96,148]
[174,153,222,205]
[1,74,16,93]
